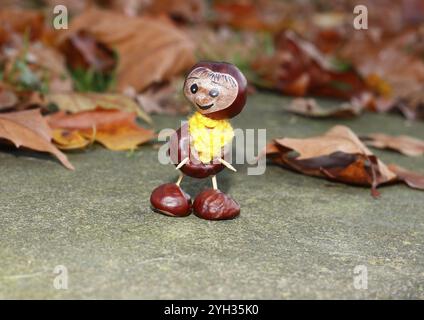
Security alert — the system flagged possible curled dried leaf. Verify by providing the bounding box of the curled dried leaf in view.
[252,31,368,99]
[264,125,424,196]
[0,109,74,170]
[57,8,196,92]
[285,98,363,119]
[45,92,152,124]
[46,108,155,151]
[361,133,424,157]
[388,164,424,190]
[52,129,91,150]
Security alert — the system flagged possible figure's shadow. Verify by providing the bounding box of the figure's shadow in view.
[177,170,232,196]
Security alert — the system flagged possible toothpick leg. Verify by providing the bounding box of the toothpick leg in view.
[176,172,184,186]
[212,175,218,190]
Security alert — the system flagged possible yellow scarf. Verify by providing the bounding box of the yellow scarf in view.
[188,112,234,163]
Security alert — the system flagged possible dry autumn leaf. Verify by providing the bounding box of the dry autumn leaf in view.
[1,41,72,95]
[27,43,73,93]
[51,128,92,150]
[339,30,424,120]
[0,83,18,110]
[0,109,74,170]
[361,133,424,157]
[143,0,206,24]
[213,0,291,32]
[60,30,116,73]
[252,31,368,99]
[285,98,363,119]
[45,92,152,124]
[265,125,424,196]
[46,108,155,151]
[135,78,190,116]
[57,8,195,92]
[0,9,44,44]
[388,164,424,190]
[341,31,424,99]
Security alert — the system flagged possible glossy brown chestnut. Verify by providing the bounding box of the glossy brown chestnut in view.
[168,124,228,179]
[150,183,192,217]
[184,61,248,120]
[193,189,240,220]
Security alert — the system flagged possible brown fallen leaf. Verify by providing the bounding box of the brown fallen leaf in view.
[45,92,152,124]
[2,40,72,94]
[212,0,293,32]
[393,89,424,121]
[361,133,424,157]
[342,30,424,97]
[340,29,424,120]
[46,108,155,151]
[0,109,74,170]
[0,9,45,45]
[388,164,424,190]
[285,98,363,119]
[0,83,18,110]
[60,30,116,73]
[57,8,195,92]
[135,78,190,116]
[265,125,424,196]
[252,31,368,99]
[143,0,206,24]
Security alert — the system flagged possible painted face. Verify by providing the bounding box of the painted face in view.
[183,67,239,115]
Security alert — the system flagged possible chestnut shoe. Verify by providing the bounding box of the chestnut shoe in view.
[193,189,240,220]
[150,183,192,217]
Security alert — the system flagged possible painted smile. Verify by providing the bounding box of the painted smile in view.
[196,103,214,110]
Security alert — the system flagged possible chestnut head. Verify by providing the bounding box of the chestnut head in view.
[183,61,247,120]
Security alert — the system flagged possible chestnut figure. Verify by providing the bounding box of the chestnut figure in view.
[150,61,247,220]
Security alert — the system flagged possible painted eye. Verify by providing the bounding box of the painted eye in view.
[190,84,198,94]
[209,89,219,98]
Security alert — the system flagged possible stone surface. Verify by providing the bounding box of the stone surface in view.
[0,93,423,299]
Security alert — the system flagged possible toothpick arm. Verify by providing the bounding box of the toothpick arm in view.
[175,157,189,170]
[218,158,237,172]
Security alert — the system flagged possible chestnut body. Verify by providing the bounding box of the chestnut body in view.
[168,124,228,179]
